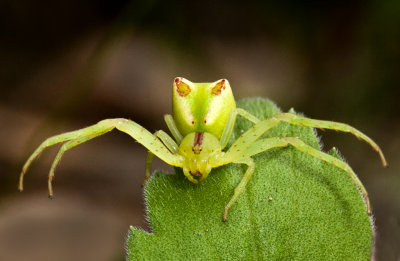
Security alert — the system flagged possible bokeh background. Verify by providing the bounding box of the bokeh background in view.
[0,1,399,260]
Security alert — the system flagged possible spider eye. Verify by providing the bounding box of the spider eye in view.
[174,77,191,97]
[211,79,226,96]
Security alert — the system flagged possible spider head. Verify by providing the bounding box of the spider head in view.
[178,132,222,183]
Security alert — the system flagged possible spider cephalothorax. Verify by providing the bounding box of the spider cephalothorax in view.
[179,132,221,183]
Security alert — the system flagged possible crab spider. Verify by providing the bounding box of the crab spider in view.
[19,77,387,221]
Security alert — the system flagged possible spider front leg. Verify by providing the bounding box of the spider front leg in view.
[221,112,387,166]
[20,118,183,197]
[47,133,110,197]
[274,113,388,167]
[19,122,114,195]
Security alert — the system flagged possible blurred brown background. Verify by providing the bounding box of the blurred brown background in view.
[0,1,399,260]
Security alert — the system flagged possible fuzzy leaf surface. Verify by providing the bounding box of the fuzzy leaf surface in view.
[127,98,372,260]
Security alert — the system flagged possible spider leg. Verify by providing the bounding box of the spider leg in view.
[19,123,114,192]
[223,157,255,221]
[220,108,260,149]
[48,133,104,197]
[219,117,281,164]
[233,136,372,215]
[164,114,183,143]
[142,130,178,186]
[273,113,387,167]
[153,130,179,153]
[20,118,183,193]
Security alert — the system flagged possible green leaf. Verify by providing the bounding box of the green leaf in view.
[126,98,372,260]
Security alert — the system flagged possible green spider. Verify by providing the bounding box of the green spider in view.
[19,77,387,221]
